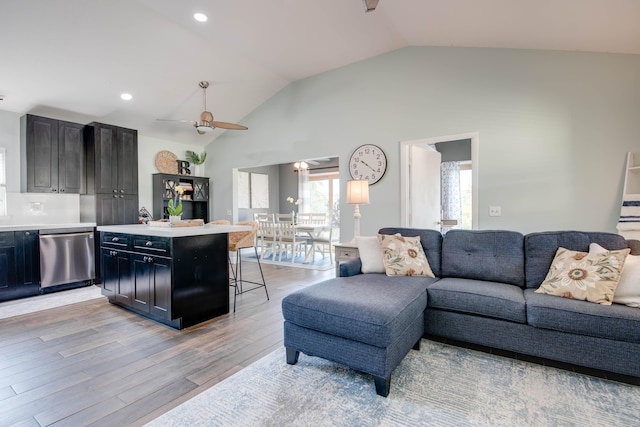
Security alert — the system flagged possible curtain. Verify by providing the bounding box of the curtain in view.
[441,161,461,226]
[298,168,310,213]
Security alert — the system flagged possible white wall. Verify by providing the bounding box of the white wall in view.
[137,135,203,219]
[206,46,640,238]
[0,109,203,224]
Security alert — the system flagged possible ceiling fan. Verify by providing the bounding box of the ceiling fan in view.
[158,81,248,135]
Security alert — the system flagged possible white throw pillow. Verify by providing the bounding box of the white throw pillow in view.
[356,236,386,274]
[590,243,640,308]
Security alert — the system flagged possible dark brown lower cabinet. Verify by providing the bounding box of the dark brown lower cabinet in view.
[131,253,171,317]
[100,231,228,329]
[0,230,40,302]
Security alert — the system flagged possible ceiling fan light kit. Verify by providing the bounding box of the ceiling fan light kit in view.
[195,123,214,134]
[158,81,247,135]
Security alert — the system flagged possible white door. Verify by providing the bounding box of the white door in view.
[409,145,441,229]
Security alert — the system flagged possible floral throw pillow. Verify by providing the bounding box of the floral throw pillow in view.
[535,247,630,305]
[377,233,435,277]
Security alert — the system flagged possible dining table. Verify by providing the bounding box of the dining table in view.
[294,223,330,263]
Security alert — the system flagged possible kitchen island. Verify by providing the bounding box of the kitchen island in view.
[97,223,248,329]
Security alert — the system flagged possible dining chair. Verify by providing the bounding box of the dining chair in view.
[311,226,338,263]
[253,213,275,223]
[278,222,306,263]
[228,220,269,312]
[276,213,294,224]
[258,220,279,260]
[296,213,312,224]
[309,212,328,225]
[255,213,275,245]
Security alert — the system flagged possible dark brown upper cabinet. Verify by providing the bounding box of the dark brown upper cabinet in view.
[85,123,138,196]
[82,122,139,226]
[20,114,85,194]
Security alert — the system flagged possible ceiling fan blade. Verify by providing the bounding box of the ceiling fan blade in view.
[212,121,248,130]
[157,118,196,124]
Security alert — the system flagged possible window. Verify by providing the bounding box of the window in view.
[308,171,340,232]
[0,148,6,216]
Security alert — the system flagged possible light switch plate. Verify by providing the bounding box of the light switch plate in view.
[489,206,501,217]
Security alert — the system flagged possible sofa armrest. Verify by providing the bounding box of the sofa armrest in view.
[339,257,362,277]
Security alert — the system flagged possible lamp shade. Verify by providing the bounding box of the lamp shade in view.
[347,180,370,205]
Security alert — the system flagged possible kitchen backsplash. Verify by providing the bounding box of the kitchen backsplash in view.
[1,192,80,225]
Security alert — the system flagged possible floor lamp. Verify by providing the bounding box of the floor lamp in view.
[347,180,370,241]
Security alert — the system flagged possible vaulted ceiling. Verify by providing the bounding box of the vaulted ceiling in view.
[2,0,639,145]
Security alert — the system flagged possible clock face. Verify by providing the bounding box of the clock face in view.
[349,144,387,185]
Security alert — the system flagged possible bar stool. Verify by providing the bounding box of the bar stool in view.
[228,220,269,312]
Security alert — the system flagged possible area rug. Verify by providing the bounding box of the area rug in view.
[145,340,640,427]
[0,285,104,319]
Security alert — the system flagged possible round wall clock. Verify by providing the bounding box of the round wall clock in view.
[348,144,387,185]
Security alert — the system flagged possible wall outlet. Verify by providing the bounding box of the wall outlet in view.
[489,206,501,217]
[227,210,232,216]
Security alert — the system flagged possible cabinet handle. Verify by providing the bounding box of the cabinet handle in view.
[120,189,124,193]
[60,189,65,192]
[25,231,30,236]
[145,241,153,247]
[113,189,117,193]
[120,195,124,198]
[52,188,57,192]
[143,256,148,262]
[110,250,117,256]
[112,237,119,242]
[113,194,118,198]
[147,257,154,263]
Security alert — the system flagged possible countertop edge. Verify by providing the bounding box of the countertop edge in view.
[97,224,250,237]
[0,223,97,232]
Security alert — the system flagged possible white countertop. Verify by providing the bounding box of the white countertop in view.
[97,223,250,237]
[0,223,97,232]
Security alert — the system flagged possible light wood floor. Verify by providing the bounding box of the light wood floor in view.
[0,263,334,427]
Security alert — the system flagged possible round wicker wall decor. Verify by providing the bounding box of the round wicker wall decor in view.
[155,150,179,174]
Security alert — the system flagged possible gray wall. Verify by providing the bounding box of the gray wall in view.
[435,139,471,162]
[237,164,281,221]
[206,46,640,239]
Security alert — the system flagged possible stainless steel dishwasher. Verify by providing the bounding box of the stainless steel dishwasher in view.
[39,227,95,288]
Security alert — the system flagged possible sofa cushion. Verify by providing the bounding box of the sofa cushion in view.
[524,231,629,289]
[440,230,525,286]
[591,243,640,308]
[377,233,435,277]
[378,228,443,277]
[282,274,434,348]
[525,289,640,344]
[356,236,385,274]
[427,278,527,323]
[535,247,629,305]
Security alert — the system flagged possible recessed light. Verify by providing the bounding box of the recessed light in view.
[194,12,208,22]
[120,93,133,101]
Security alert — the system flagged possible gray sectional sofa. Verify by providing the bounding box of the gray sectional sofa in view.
[282,228,640,397]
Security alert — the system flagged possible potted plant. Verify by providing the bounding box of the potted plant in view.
[185,150,207,176]
[167,185,184,223]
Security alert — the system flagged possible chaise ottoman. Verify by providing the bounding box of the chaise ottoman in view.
[282,274,429,396]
